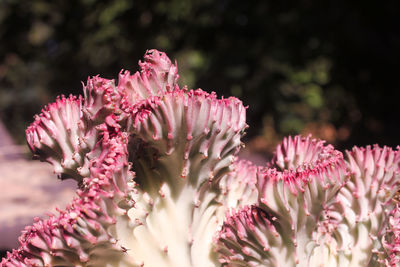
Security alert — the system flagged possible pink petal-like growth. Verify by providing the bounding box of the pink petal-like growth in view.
[118,49,179,109]
[4,50,400,267]
[26,95,87,181]
[83,76,124,123]
[259,136,348,240]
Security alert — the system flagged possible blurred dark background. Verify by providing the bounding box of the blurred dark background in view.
[0,0,399,155]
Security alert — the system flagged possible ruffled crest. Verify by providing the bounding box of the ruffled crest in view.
[25,95,87,181]
[118,49,179,109]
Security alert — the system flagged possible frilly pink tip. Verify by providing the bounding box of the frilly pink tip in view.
[117,50,179,109]
[26,94,83,154]
[260,135,347,197]
[83,76,122,120]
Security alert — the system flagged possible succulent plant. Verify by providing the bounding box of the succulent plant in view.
[2,50,399,267]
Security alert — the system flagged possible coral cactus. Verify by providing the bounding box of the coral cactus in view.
[2,50,400,267]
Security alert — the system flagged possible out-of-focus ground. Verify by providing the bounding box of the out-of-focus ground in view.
[0,121,76,251]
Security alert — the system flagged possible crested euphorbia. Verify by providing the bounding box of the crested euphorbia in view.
[2,50,399,267]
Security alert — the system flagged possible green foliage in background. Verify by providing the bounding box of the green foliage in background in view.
[0,0,399,152]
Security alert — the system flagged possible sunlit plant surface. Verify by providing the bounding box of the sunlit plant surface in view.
[2,50,400,267]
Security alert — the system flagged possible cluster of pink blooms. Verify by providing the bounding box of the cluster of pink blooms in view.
[1,50,400,267]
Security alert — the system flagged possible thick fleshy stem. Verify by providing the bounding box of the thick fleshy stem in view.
[111,87,247,267]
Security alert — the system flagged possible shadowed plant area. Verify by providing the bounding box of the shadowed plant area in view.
[0,0,399,153]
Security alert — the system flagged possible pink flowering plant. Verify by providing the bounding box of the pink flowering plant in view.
[2,50,400,267]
